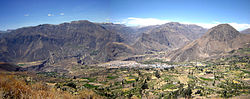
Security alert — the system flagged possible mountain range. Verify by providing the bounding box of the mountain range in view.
[0,20,125,65]
[0,20,249,70]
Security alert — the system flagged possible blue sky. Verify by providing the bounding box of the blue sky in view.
[0,0,250,30]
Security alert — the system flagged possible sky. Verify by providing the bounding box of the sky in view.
[0,0,250,31]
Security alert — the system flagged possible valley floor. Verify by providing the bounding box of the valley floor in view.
[0,55,250,99]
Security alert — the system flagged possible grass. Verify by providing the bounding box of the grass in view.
[162,84,176,90]
[83,83,99,89]
[241,70,250,74]
[199,77,213,81]
[82,77,96,82]
[238,48,250,54]
[125,77,136,82]
[17,64,26,66]
[164,77,170,81]
[107,76,118,79]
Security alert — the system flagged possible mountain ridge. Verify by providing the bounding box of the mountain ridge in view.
[167,24,250,62]
[0,20,127,65]
[133,22,207,53]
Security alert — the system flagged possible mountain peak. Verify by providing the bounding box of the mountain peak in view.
[204,24,240,41]
[70,20,91,24]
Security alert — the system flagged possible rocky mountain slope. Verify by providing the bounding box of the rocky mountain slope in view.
[0,20,133,65]
[98,23,141,45]
[241,28,250,34]
[0,21,208,65]
[133,22,207,53]
[168,24,250,62]
[0,62,21,71]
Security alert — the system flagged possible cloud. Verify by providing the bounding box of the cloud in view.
[24,14,29,17]
[227,23,250,31]
[123,17,169,26]
[183,22,250,31]
[120,17,250,31]
[48,14,53,16]
[60,13,64,16]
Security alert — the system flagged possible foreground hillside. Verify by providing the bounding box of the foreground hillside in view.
[0,72,105,99]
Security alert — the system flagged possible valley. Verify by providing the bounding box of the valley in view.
[0,21,250,99]
[1,0,250,98]
[1,50,249,98]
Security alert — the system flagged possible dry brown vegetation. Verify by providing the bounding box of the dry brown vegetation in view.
[0,72,105,99]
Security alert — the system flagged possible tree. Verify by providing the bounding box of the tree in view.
[141,80,148,89]
[155,70,160,78]
[183,85,192,98]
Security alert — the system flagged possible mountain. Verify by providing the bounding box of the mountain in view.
[241,28,250,34]
[133,22,207,53]
[0,20,131,65]
[0,31,7,37]
[0,30,7,33]
[98,23,140,45]
[0,62,21,71]
[168,24,250,62]
[0,20,209,66]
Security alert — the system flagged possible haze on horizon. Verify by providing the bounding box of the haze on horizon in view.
[0,0,250,31]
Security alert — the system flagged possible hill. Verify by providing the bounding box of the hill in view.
[168,24,250,62]
[133,22,207,53]
[241,28,250,34]
[0,20,128,65]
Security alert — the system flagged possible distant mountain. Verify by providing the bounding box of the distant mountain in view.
[98,23,140,45]
[241,28,250,34]
[133,22,207,53]
[0,20,132,65]
[0,30,7,37]
[0,20,209,67]
[168,24,250,62]
[0,62,21,71]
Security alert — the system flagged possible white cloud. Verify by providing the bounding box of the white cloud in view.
[48,14,53,16]
[123,17,169,26]
[120,17,250,31]
[24,14,29,17]
[228,23,250,31]
[183,22,250,31]
[182,22,219,29]
[60,13,64,16]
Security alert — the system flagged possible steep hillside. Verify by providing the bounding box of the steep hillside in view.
[0,20,126,65]
[0,62,21,71]
[98,23,140,45]
[133,22,207,53]
[168,24,250,62]
[241,28,250,34]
